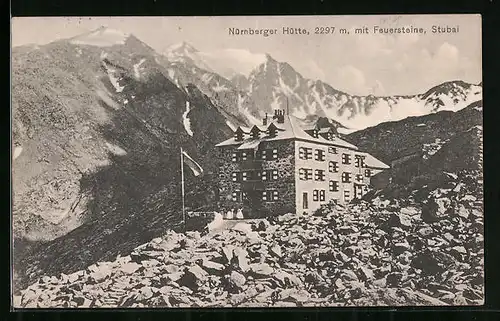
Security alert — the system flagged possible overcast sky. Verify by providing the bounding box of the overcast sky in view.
[12,15,481,96]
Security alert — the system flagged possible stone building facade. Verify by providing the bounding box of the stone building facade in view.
[215,110,389,217]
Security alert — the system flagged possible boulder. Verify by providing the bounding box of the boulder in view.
[250,263,274,277]
[422,197,452,222]
[229,271,246,289]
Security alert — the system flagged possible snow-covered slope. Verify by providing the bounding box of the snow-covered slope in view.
[70,26,131,47]
[240,54,482,132]
[163,42,266,81]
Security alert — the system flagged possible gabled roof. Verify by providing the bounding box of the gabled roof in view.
[363,153,390,169]
[235,126,250,134]
[318,127,334,134]
[216,114,359,150]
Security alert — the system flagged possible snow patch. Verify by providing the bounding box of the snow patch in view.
[183,101,194,136]
[199,48,266,78]
[241,108,262,126]
[225,120,237,131]
[124,99,128,104]
[105,142,127,156]
[71,27,130,47]
[167,69,175,80]
[13,146,23,160]
[133,58,146,79]
[102,61,125,93]
[416,123,426,127]
[212,82,228,92]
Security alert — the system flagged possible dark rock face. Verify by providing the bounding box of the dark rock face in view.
[12,36,233,292]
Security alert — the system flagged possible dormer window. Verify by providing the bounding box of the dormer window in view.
[312,130,318,138]
[250,126,262,139]
[234,128,245,141]
[267,123,278,138]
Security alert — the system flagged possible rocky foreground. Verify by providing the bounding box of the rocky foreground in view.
[14,171,483,308]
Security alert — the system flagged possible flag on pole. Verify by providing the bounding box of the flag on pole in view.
[182,150,204,177]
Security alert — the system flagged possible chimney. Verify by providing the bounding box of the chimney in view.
[277,109,285,124]
[263,113,268,126]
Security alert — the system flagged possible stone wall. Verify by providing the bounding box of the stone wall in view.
[215,140,296,218]
[216,146,242,211]
[259,140,296,217]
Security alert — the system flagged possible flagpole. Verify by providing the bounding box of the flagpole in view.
[180,147,186,232]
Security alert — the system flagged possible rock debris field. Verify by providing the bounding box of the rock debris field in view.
[15,171,483,308]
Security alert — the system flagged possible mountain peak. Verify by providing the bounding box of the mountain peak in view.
[69,27,131,47]
[264,53,276,62]
[166,41,199,55]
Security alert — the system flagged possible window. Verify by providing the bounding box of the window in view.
[342,172,352,183]
[232,152,238,162]
[262,190,278,202]
[262,169,279,181]
[241,151,248,161]
[299,147,313,160]
[257,149,278,160]
[314,169,325,181]
[329,180,339,192]
[315,149,326,161]
[354,155,365,168]
[342,153,351,164]
[365,169,372,177]
[313,189,325,202]
[302,192,308,209]
[312,130,318,138]
[344,190,351,202]
[242,171,248,181]
[328,147,338,154]
[363,185,369,192]
[232,190,241,201]
[232,172,239,182]
[356,174,364,182]
[299,168,313,180]
[271,149,278,160]
[329,161,339,173]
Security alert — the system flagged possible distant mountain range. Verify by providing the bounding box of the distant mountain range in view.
[11,27,483,292]
[162,40,482,133]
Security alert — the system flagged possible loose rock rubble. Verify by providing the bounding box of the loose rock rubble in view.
[14,170,483,308]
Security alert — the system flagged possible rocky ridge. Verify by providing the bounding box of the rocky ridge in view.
[14,170,483,308]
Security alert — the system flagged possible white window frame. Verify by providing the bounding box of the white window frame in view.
[319,190,326,202]
[328,147,337,154]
